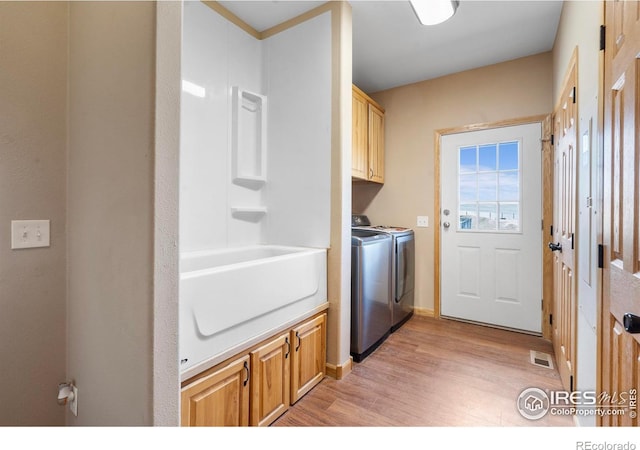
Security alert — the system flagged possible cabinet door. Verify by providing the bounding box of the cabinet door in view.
[250,333,290,426]
[368,102,385,184]
[181,355,250,426]
[352,88,369,180]
[291,313,326,403]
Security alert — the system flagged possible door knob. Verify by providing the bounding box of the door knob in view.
[548,242,562,252]
[443,222,450,229]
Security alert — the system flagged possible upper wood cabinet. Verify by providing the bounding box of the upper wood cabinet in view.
[352,84,385,184]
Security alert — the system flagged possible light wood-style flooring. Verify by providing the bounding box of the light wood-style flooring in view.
[273,315,573,426]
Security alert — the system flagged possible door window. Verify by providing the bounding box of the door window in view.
[458,141,521,232]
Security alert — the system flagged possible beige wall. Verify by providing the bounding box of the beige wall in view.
[67,1,156,425]
[327,1,353,370]
[353,52,553,313]
[153,0,182,426]
[0,2,68,426]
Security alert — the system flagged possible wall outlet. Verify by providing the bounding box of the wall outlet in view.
[11,220,50,249]
[416,216,429,228]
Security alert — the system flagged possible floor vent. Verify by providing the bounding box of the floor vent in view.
[530,350,554,369]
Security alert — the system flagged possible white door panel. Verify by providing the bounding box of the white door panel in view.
[441,123,542,333]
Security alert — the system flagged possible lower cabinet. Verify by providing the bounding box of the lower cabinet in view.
[250,332,290,426]
[180,355,250,426]
[181,312,327,427]
[291,314,327,403]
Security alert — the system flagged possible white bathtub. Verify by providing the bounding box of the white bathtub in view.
[179,245,327,376]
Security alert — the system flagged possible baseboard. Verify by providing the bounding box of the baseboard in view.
[414,307,435,317]
[326,356,353,380]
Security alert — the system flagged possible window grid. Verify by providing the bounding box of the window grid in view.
[458,141,520,232]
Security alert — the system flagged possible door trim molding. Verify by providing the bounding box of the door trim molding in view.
[434,115,550,338]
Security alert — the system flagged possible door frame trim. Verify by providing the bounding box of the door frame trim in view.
[434,114,552,339]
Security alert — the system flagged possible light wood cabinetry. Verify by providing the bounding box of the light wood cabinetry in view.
[181,312,327,427]
[250,333,290,426]
[291,313,327,403]
[352,84,385,184]
[352,88,369,179]
[180,355,250,426]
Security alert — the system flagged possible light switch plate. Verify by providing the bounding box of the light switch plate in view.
[416,216,429,228]
[11,220,50,249]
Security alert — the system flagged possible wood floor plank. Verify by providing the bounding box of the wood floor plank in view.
[272,316,574,427]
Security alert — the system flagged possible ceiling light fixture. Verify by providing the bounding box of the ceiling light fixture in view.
[410,0,459,26]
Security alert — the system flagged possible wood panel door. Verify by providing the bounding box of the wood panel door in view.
[601,0,640,426]
[250,333,290,427]
[291,313,326,404]
[180,355,250,426]
[551,57,578,393]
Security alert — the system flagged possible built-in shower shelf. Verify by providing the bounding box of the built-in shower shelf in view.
[231,206,267,222]
[231,86,267,184]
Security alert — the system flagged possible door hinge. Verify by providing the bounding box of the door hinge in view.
[570,375,574,392]
[572,86,577,104]
[541,299,544,310]
[600,25,606,51]
[550,314,553,325]
[551,134,554,146]
[571,233,575,250]
[598,243,604,268]
[550,225,554,237]
[541,219,544,231]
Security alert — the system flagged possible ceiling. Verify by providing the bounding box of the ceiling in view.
[218,0,564,93]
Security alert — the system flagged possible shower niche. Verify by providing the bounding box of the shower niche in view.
[230,86,268,221]
[231,86,267,185]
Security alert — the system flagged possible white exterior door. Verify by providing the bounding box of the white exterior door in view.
[440,123,542,333]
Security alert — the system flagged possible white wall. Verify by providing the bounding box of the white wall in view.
[552,0,602,427]
[264,12,332,248]
[180,3,331,254]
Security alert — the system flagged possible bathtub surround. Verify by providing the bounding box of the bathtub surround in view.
[180,1,331,253]
[181,1,264,251]
[180,246,327,376]
[180,2,337,376]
